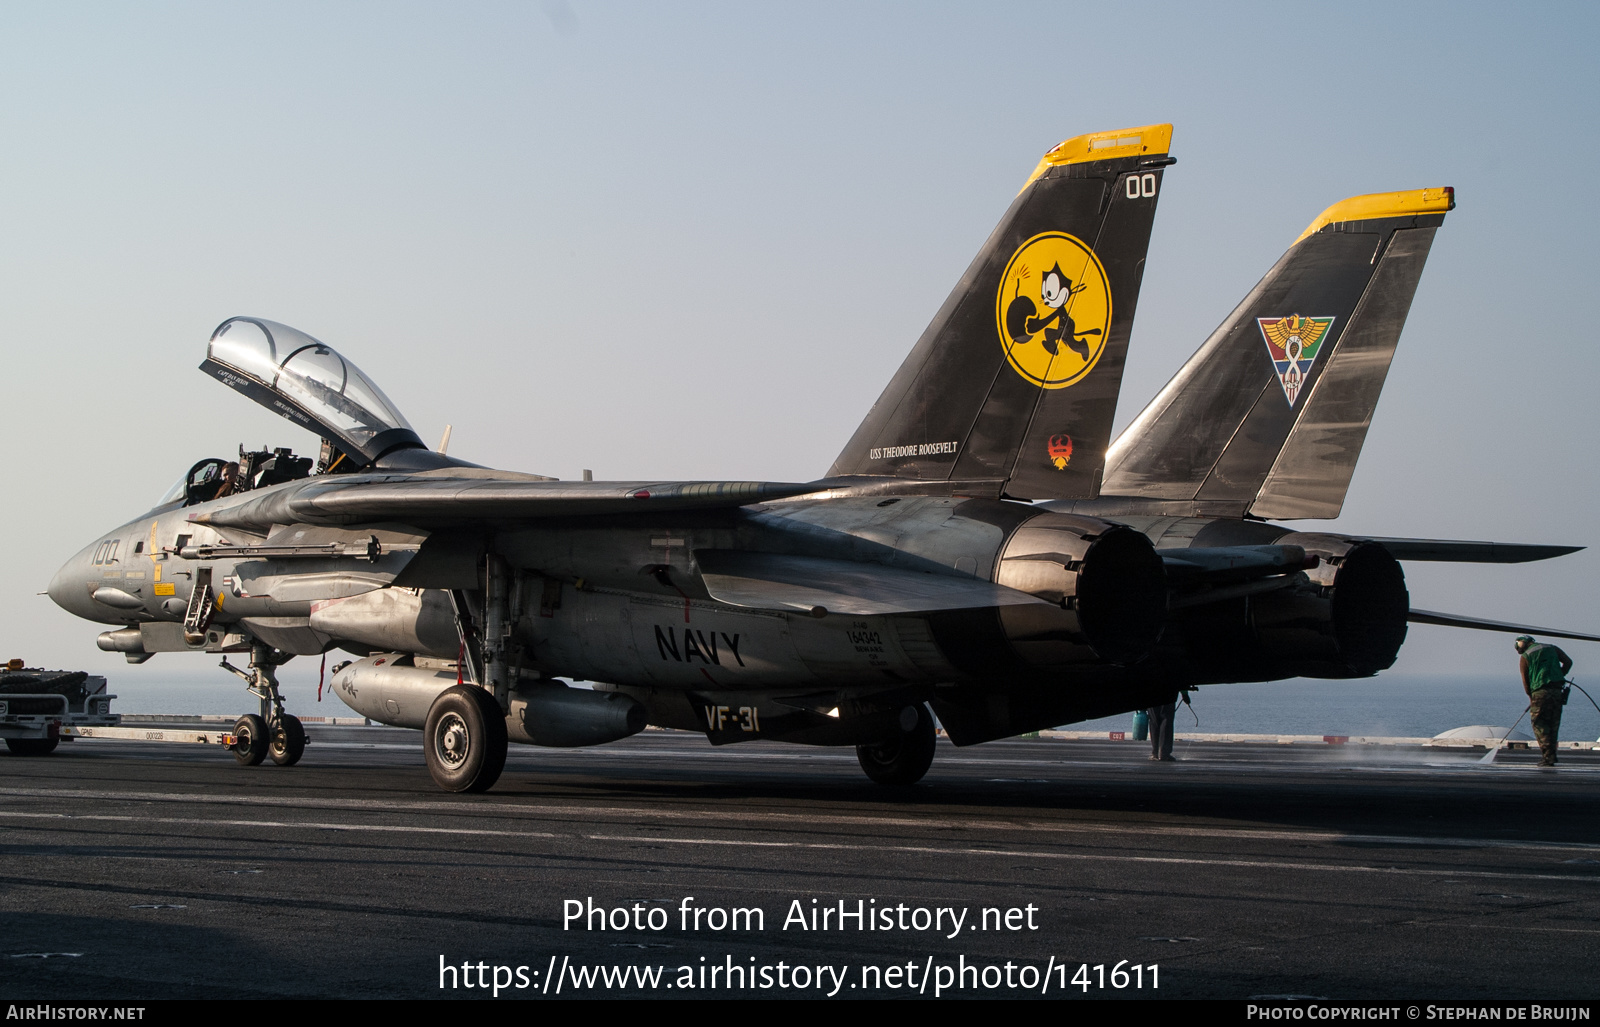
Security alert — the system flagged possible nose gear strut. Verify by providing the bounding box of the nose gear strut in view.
[221,643,306,767]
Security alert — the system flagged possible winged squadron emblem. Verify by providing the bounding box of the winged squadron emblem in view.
[1258,314,1335,406]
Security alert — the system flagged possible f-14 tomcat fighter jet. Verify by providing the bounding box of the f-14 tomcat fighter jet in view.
[49,124,1597,792]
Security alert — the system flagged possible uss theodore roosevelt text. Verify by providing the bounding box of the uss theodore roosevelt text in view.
[866,440,959,461]
[563,896,1040,939]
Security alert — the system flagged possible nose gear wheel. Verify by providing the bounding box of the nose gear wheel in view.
[232,714,268,766]
[269,714,306,766]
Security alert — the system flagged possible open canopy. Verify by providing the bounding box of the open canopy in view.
[201,317,424,463]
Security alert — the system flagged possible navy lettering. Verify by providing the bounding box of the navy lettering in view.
[683,629,706,664]
[654,625,680,662]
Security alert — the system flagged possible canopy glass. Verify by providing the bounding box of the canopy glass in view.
[203,317,418,458]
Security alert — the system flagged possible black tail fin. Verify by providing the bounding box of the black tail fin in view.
[1101,187,1454,518]
[828,125,1173,500]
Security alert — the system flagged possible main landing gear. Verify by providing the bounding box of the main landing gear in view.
[423,685,508,793]
[856,702,937,786]
[420,557,514,793]
[222,644,306,768]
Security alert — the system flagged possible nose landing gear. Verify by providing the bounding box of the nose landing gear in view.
[223,645,306,768]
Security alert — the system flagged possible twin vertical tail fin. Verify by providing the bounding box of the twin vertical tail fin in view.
[829,125,1173,500]
[1102,187,1455,518]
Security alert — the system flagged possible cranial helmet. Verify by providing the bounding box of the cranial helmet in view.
[1515,635,1535,652]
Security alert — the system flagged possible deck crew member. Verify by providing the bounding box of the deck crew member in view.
[1516,635,1572,767]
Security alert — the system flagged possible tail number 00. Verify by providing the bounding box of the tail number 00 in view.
[1125,173,1158,199]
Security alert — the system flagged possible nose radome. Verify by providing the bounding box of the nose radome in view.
[47,554,92,619]
[47,561,71,609]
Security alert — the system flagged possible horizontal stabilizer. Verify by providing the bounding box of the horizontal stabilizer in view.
[191,477,826,531]
[1371,538,1583,564]
[695,550,1049,617]
[1408,609,1600,643]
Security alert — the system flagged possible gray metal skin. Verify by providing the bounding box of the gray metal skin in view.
[48,477,1177,748]
[46,136,1196,762]
[45,285,1589,754]
[53,418,1592,753]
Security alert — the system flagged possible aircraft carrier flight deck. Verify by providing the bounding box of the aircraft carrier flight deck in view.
[2,730,1597,1000]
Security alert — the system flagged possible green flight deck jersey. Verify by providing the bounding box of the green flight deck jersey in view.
[1523,643,1572,693]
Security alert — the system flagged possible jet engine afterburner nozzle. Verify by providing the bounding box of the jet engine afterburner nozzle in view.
[1257,534,1409,677]
[994,513,1167,666]
[1074,526,1171,662]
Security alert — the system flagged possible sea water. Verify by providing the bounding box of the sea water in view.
[105,661,359,719]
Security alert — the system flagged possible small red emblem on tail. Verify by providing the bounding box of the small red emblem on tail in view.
[1047,434,1073,470]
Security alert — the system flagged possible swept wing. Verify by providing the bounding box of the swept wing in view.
[1363,538,1581,563]
[190,476,827,531]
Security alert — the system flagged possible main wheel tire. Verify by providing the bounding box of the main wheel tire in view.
[424,686,508,793]
[856,702,937,786]
[269,714,306,766]
[233,714,268,766]
[5,737,60,756]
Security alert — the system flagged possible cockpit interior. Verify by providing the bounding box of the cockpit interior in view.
[165,446,323,508]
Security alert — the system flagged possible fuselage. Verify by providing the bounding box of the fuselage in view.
[50,482,1145,686]
[49,460,1408,746]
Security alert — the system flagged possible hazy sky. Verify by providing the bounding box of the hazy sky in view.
[4,1,1597,704]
